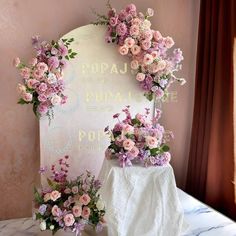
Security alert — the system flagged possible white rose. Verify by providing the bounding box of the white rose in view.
[96,199,105,211]
[40,221,47,231]
[47,73,57,84]
[50,225,55,230]
[51,95,61,106]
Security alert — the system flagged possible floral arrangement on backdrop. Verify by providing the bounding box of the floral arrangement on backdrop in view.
[33,156,106,235]
[94,2,185,101]
[105,106,173,167]
[13,36,77,121]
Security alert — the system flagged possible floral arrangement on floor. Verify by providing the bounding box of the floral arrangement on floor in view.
[104,106,173,167]
[13,36,77,121]
[33,156,106,235]
[94,2,185,101]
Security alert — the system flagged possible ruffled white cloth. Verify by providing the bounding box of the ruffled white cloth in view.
[99,159,185,236]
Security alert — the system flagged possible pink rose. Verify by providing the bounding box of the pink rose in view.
[122,124,134,134]
[36,62,48,73]
[135,113,145,123]
[20,67,31,79]
[50,190,61,201]
[51,205,61,217]
[146,8,154,17]
[141,40,151,50]
[43,193,50,202]
[131,18,141,25]
[118,45,129,55]
[109,16,118,27]
[124,37,135,48]
[153,31,162,41]
[130,25,140,37]
[59,44,68,57]
[151,51,159,59]
[118,9,127,21]
[130,60,139,70]
[164,36,175,48]
[29,58,37,67]
[17,83,26,93]
[51,95,61,106]
[79,194,91,205]
[148,63,159,74]
[142,30,153,40]
[146,136,158,148]
[131,45,141,55]
[82,207,91,219]
[128,146,139,158]
[64,214,75,227]
[13,57,20,67]
[123,139,135,151]
[125,3,136,15]
[38,83,47,93]
[22,92,32,102]
[38,94,47,102]
[72,205,82,217]
[27,79,38,89]
[33,69,44,79]
[157,60,166,70]
[51,47,58,55]
[48,56,59,70]
[143,54,153,65]
[152,86,165,99]
[136,73,145,81]
[72,186,79,194]
[38,104,48,115]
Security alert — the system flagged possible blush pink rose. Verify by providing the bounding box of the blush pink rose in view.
[38,94,47,102]
[135,113,145,123]
[131,45,141,55]
[152,86,165,98]
[43,193,51,202]
[59,44,68,57]
[136,72,145,81]
[48,56,59,70]
[124,37,135,48]
[17,83,26,93]
[128,146,139,158]
[151,51,158,59]
[157,60,166,71]
[109,16,118,27]
[51,95,61,106]
[145,136,158,148]
[82,207,91,219]
[72,205,82,217]
[79,194,91,205]
[142,30,153,40]
[20,67,31,79]
[118,45,129,55]
[51,205,61,217]
[38,83,47,93]
[64,214,75,227]
[33,69,44,79]
[27,79,38,89]
[141,40,151,50]
[143,54,154,65]
[22,92,32,102]
[38,104,48,115]
[36,62,48,73]
[123,139,135,151]
[153,30,162,41]
[164,36,175,48]
[131,18,141,25]
[122,124,134,134]
[50,190,61,201]
[148,63,159,74]
[13,57,20,67]
[72,186,79,194]
[64,188,71,194]
[130,60,139,70]
[129,25,140,37]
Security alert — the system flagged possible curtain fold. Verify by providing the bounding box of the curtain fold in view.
[186,0,236,220]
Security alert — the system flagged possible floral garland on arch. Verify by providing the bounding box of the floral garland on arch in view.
[94,2,186,101]
[13,36,77,122]
[104,106,173,167]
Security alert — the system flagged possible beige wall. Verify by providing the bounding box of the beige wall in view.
[0,0,200,220]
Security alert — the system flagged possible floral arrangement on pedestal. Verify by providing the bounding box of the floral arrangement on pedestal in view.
[33,156,106,236]
[94,2,185,101]
[13,36,77,121]
[105,106,173,167]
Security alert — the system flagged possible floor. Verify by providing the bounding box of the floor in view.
[0,189,235,236]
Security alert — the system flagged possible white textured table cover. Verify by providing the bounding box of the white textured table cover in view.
[99,159,185,236]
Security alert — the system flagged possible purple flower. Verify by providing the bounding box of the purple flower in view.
[155,152,171,166]
[38,166,47,174]
[48,56,59,70]
[37,104,48,115]
[38,204,47,215]
[118,9,127,21]
[109,16,118,27]
[125,4,137,15]
[73,221,85,236]
[116,23,127,36]
[118,152,133,167]
[96,223,104,233]
[140,75,153,91]
[113,123,123,132]
[59,44,68,57]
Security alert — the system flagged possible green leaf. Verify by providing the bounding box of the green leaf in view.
[65,55,69,60]
[62,38,67,42]
[17,98,27,104]
[161,145,170,152]
[33,187,44,204]
[68,49,72,53]
[150,147,160,156]
[144,92,153,101]
[131,118,141,126]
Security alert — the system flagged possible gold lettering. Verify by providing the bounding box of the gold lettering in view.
[120,63,128,74]
[110,64,118,74]
[88,131,96,142]
[79,130,86,141]
[101,63,109,74]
